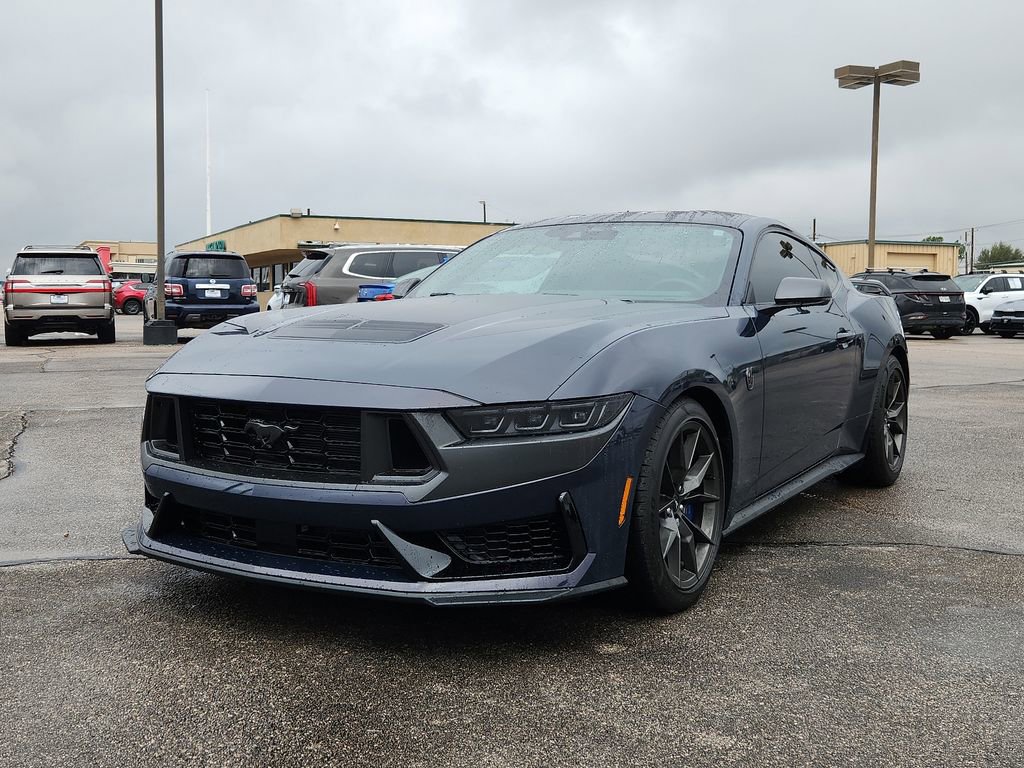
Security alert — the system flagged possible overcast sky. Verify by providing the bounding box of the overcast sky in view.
[2,0,1023,272]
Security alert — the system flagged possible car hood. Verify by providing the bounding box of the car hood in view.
[155,295,725,403]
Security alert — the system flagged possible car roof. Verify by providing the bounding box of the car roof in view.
[515,210,789,233]
[18,245,99,255]
[168,250,245,258]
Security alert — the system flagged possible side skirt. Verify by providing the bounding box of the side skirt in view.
[722,453,864,535]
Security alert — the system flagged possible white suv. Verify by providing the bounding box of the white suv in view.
[954,271,1024,334]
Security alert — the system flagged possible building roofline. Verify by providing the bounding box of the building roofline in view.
[820,238,960,247]
[175,213,516,247]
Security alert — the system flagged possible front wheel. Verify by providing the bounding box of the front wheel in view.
[998,331,1018,339]
[962,311,977,335]
[626,398,726,614]
[843,356,907,487]
[931,328,955,340]
[122,298,142,315]
[980,323,994,335]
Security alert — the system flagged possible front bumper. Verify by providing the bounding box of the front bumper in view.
[991,316,1024,333]
[128,394,659,605]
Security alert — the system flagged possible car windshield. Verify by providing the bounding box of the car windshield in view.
[409,222,740,303]
[954,275,987,291]
[180,256,249,279]
[12,255,103,276]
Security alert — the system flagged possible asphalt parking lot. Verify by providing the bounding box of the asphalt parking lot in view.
[2,315,1023,767]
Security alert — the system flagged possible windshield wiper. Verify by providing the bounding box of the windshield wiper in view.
[41,269,65,274]
[429,292,455,296]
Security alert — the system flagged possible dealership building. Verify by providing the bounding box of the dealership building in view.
[819,239,960,276]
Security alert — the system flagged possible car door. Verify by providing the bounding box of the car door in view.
[977,276,1010,321]
[746,233,861,494]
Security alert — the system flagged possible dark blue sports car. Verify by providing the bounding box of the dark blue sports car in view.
[125,211,908,612]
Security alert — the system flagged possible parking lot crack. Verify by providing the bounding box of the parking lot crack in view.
[911,377,1024,390]
[0,554,144,568]
[724,539,1023,559]
[0,411,29,481]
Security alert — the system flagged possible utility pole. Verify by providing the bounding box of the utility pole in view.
[970,227,975,272]
[479,200,487,224]
[205,89,212,235]
[812,218,817,241]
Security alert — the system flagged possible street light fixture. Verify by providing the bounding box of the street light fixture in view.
[479,200,487,224]
[834,60,920,269]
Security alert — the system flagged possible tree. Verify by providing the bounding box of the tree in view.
[923,235,944,242]
[977,242,1024,267]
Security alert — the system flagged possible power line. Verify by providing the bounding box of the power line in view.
[876,216,1024,240]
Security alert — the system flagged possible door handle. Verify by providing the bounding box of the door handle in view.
[836,331,856,349]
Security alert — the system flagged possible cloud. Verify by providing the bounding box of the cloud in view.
[2,0,1024,272]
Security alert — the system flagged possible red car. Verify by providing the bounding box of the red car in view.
[113,280,148,315]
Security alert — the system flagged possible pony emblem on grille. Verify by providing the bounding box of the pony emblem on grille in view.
[243,419,299,449]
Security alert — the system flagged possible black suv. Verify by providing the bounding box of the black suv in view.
[143,251,259,334]
[851,268,965,339]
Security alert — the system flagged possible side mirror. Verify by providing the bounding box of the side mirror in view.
[774,276,831,306]
[981,285,994,294]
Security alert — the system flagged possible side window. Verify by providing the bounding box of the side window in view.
[167,258,185,278]
[1006,276,1023,291]
[392,251,444,277]
[812,251,841,292]
[745,235,820,304]
[984,277,1007,292]
[347,252,391,278]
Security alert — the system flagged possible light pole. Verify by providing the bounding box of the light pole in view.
[479,200,487,224]
[144,0,176,344]
[834,60,920,270]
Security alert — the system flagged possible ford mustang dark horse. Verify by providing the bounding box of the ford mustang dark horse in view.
[125,212,908,612]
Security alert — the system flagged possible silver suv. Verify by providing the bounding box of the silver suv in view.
[3,245,115,346]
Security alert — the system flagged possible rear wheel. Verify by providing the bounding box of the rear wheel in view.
[962,310,978,335]
[3,318,27,346]
[930,328,955,340]
[626,398,725,614]
[843,355,907,487]
[998,331,1018,339]
[122,298,142,315]
[97,317,116,344]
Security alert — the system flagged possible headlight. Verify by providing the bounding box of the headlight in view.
[447,394,632,439]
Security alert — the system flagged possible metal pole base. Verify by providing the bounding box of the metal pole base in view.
[143,319,177,345]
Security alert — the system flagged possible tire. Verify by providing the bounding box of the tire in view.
[122,298,142,315]
[980,323,994,335]
[626,398,726,614]
[3,318,27,347]
[930,328,955,340]
[962,310,978,335]
[998,331,1017,339]
[97,317,116,344]
[843,356,907,488]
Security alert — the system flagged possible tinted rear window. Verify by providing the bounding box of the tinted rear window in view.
[169,256,249,279]
[392,251,443,277]
[289,254,330,278]
[12,254,103,275]
[910,275,960,291]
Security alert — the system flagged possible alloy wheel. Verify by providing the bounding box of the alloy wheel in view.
[657,421,722,590]
[883,368,907,469]
[963,312,977,335]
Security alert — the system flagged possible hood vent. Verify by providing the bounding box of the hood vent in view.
[272,317,445,343]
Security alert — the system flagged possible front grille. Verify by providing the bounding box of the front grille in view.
[176,505,401,568]
[439,515,573,573]
[185,398,361,481]
[996,310,1024,318]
